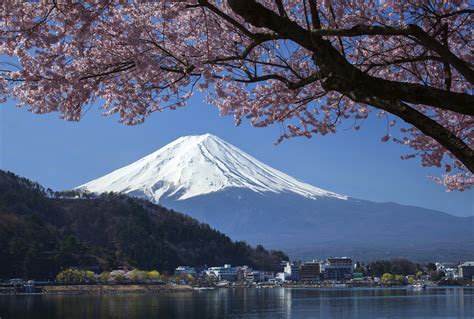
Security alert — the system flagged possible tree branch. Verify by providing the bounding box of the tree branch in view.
[226,0,474,171]
[227,1,473,116]
[350,94,474,173]
[311,24,474,84]
[360,76,474,116]
[198,0,257,40]
[274,0,287,17]
[308,0,321,29]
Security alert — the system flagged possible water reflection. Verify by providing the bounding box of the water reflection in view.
[0,287,472,319]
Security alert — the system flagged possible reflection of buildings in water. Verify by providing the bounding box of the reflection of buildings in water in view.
[322,290,353,317]
[446,287,464,315]
[280,287,292,319]
[239,286,250,313]
[412,287,466,317]
[172,289,246,317]
[217,288,229,314]
[281,287,361,317]
[220,287,260,315]
[458,288,464,313]
[192,288,232,316]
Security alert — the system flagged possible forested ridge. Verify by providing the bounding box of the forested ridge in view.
[0,170,287,280]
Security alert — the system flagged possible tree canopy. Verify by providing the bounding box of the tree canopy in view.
[0,1,472,190]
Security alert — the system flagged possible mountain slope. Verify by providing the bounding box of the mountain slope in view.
[163,188,473,261]
[77,133,346,202]
[78,134,474,262]
[0,170,287,280]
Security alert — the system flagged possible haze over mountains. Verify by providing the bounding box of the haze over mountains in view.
[78,134,474,262]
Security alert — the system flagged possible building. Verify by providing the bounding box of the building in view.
[262,272,275,282]
[323,257,353,281]
[276,272,288,282]
[175,266,197,276]
[459,262,474,281]
[245,271,268,282]
[445,268,459,279]
[435,262,446,272]
[284,262,301,281]
[300,261,320,282]
[237,265,251,282]
[436,262,459,279]
[206,264,238,281]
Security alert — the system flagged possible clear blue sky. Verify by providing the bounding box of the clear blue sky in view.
[1,93,472,217]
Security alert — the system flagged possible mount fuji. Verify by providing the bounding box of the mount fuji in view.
[77,134,474,261]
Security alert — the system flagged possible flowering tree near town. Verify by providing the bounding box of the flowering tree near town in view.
[0,1,472,190]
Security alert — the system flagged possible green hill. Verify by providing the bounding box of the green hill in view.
[0,170,287,280]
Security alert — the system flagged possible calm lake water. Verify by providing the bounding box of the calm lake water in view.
[0,287,473,319]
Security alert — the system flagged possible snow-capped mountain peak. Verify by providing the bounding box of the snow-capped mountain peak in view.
[77,133,347,202]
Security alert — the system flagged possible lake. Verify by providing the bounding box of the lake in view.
[0,287,472,318]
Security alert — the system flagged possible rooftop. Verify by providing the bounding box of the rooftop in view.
[459,262,474,267]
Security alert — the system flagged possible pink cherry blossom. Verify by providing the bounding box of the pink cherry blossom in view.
[0,0,472,190]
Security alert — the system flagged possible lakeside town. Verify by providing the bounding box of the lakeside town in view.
[176,258,474,288]
[2,257,473,294]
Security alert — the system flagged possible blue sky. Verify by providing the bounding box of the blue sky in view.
[1,93,472,217]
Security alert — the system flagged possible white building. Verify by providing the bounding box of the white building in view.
[276,272,288,282]
[284,262,301,281]
[436,262,459,279]
[206,264,238,281]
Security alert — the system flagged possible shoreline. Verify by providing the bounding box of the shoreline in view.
[0,284,192,295]
[1,283,472,296]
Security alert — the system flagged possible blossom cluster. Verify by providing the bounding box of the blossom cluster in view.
[0,0,472,190]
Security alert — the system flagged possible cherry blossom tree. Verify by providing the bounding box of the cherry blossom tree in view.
[0,0,472,190]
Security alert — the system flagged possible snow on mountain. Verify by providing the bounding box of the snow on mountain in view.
[77,133,346,202]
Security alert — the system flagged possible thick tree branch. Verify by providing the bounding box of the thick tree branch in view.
[308,0,321,29]
[227,0,474,171]
[348,94,474,173]
[311,25,474,85]
[274,0,287,17]
[358,76,474,116]
[227,0,473,116]
[441,24,452,91]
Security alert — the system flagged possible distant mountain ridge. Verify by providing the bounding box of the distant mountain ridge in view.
[78,134,474,262]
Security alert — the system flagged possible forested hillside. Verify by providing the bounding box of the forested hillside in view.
[0,171,287,280]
